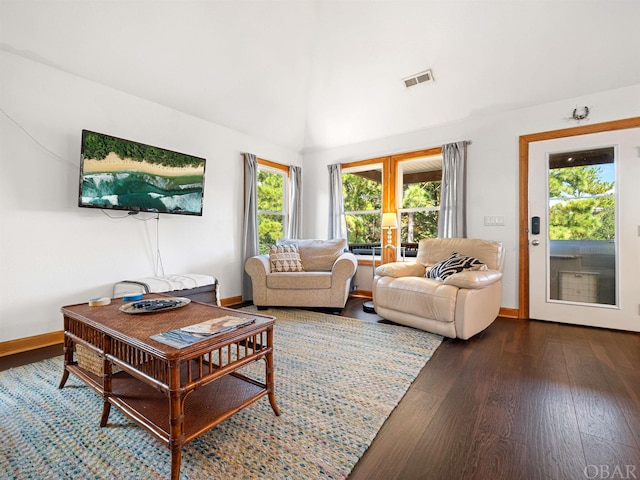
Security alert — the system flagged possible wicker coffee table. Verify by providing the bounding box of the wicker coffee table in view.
[58,295,279,480]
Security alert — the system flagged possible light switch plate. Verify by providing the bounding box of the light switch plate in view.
[484,216,505,226]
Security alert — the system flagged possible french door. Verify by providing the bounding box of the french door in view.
[528,127,640,331]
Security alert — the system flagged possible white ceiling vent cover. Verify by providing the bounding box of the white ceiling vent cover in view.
[403,69,434,88]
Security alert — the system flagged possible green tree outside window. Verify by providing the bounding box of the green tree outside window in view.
[257,169,286,253]
[400,181,440,242]
[548,165,614,241]
[342,172,382,244]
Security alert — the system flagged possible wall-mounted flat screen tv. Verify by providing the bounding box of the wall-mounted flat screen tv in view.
[78,130,206,216]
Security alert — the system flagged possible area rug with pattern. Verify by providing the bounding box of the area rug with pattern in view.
[0,307,442,479]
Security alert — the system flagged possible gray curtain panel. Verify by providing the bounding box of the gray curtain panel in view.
[242,153,259,301]
[328,163,347,240]
[287,165,302,239]
[438,141,467,238]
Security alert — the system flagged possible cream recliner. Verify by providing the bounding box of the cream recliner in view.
[373,238,504,339]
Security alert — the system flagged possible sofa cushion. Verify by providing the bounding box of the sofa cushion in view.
[374,276,458,323]
[278,238,347,271]
[426,252,487,280]
[416,238,504,271]
[266,271,332,289]
[268,244,304,272]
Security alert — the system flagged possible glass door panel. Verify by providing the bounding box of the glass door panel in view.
[547,147,616,306]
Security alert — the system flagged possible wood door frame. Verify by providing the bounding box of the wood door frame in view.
[518,116,640,319]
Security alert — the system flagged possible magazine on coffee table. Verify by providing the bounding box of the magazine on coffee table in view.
[151,315,256,348]
[181,315,255,335]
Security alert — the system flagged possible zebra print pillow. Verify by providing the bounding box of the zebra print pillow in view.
[426,252,487,280]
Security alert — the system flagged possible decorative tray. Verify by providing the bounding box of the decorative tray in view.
[119,297,191,314]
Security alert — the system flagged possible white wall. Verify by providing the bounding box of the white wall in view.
[0,51,301,342]
[1,49,638,342]
[302,84,640,310]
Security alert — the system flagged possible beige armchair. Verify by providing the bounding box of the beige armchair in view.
[245,238,357,310]
[373,238,504,339]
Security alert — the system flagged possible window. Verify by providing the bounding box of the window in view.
[547,147,616,305]
[257,159,289,254]
[397,156,441,249]
[342,164,383,247]
[341,148,442,260]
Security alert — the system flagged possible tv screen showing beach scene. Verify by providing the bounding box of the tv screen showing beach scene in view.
[79,130,206,216]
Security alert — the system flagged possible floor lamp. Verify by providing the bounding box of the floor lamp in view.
[363,212,398,313]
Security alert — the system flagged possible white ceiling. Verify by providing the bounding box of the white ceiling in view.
[2,1,639,152]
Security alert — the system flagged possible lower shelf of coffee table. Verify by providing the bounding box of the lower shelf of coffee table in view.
[77,367,267,445]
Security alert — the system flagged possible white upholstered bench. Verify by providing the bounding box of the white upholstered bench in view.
[113,273,220,306]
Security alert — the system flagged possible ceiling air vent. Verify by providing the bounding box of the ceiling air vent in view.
[403,69,434,88]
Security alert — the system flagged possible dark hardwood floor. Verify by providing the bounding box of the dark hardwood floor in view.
[344,297,640,480]
[2,297,639,479]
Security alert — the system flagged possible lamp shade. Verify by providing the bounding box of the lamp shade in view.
[381,212,398,229]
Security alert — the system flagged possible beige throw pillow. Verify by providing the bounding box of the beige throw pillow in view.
[268,244,304,272]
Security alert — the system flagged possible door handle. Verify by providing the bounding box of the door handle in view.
[531,239,540,246]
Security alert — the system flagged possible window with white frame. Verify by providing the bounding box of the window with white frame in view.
[342,164,383,248]
[397,156,441,249]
